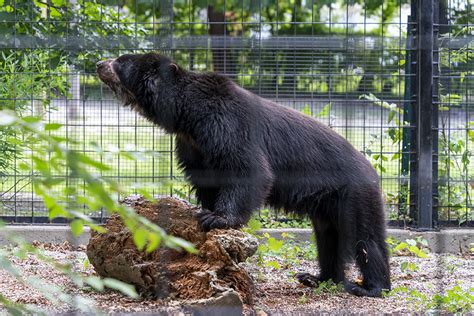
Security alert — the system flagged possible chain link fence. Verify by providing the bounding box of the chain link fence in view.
[0,0,472,227]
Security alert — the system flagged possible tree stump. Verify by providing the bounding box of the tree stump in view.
[86,195,258,313]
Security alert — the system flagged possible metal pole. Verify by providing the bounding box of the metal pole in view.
[416,0,435,229]
[402,14,415,224]
[432,0,440,227]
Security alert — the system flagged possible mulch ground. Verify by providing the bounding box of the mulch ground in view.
[0,241,472,314]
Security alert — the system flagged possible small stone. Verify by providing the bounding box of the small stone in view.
[184,290,244,316]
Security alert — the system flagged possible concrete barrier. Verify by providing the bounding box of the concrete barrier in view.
[0,226,473,254]
[260,228,474,254]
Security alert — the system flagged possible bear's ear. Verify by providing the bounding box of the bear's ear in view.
[158,59,183,79]
[170,63,179,73]
[169,63,183,77]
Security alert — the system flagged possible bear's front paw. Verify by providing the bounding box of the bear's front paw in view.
[196,209,230,231]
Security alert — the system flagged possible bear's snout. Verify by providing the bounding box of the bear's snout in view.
[96,59,118,84]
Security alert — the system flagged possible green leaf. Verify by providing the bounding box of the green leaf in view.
[267,237,284,253]
[408,262,418,271]
[44,123,62,131]
[316,103,332,118]
[85,276,104,291]
[50,7,62,17]
[132,228,148,251]
[52,0,66,6]
[22,116,42,124]
[83,258,90,269]
[265,260,281,269]
[145,233,161,253]
[43,177,64,187]
[70,219,84,237]
[300,105,312,116]
[103,278,138,298]
[257,244,268,253]
[0,255,21,277]
[165,236,198,254]
[245,218,262,234]
[394,242,408,253]
[400,261,408,272]
[73,152,111,171]
[388,110,396,123]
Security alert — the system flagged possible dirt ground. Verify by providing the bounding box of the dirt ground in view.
[0,240,472,315]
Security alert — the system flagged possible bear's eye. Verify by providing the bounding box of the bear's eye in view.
[144,75,160,90]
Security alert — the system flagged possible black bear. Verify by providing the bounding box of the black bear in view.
[97,53,391,297]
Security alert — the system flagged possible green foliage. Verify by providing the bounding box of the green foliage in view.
[300,103,332,119]
[242,217,263,235]
[0,51,68,174]
[431,285,474,313]
[0,111,196,313]
[250,209,312,229]
[313,279,343,296]
[388,285,474,313]
[438,117,473,224]
[359,93,406,188]
[436,25,474,225]
[102,278,139,299]
[298,293,308,305]
[251,232,317,275]
[391,237,429,258]
[1,0,417,97]
[0,243,100,314]
[400,261,419,273]
[267,236,284,252]
[387,286,429,311]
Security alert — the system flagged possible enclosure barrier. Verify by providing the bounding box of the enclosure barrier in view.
[0,0,472,228]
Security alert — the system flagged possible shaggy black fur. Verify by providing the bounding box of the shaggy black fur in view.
[97,53,391,297]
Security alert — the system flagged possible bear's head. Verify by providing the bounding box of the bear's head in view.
[96,53,184,120]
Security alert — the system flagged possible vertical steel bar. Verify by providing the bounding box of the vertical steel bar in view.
[402,15,414,223]
[432,0,440,227]
[409,3,418,225]
[416,0,435,229]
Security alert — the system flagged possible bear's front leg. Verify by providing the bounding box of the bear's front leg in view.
[196,208,233,230]
[196,183,261,231]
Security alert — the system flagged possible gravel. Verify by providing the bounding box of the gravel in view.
[0,241,472,315]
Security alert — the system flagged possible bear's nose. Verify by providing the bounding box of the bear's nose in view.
[96,60,106,69]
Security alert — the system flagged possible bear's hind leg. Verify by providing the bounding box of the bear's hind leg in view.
[344,189,391,298]
[297,220,345,287]
[344,237,391,297]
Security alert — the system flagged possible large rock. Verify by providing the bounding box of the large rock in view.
[86,195,258,310]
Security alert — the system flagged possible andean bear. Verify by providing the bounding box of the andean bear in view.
[97,53,391,297]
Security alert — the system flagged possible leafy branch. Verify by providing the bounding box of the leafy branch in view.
[0,111,196,312]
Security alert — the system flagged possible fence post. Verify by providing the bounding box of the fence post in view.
[403,14,417,224]
[432,0,440,227]
[415,0,437,229]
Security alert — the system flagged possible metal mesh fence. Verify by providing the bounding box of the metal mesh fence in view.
[436,0,473,225]
[0,0,472,227]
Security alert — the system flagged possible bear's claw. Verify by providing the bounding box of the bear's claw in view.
[196,209,230,231]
